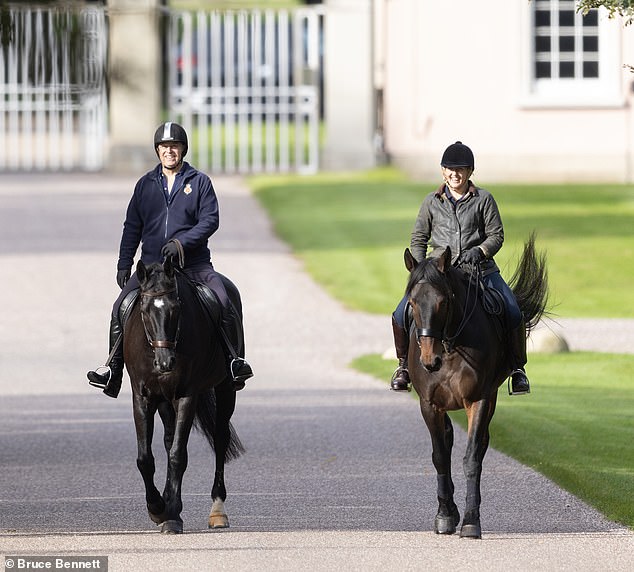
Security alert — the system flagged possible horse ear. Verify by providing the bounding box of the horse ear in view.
[404,248,418,272]
[437,247,452,273]
[137,260,147,284]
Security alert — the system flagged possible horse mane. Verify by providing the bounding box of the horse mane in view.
[405,256,453,297]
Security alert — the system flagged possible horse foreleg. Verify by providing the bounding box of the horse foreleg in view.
[160,395,196,534]
[208,382,237,529]
[132,395,166,525]
[461,397,496,539]
[421,403,460,534]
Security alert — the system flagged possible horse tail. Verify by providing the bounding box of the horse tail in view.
[193,389,245,462]
[508,232,549,334]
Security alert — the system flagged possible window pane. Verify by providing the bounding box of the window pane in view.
[559,10,575,26]
[583,36,598,52]
[535,10,551,26]
[559,61,575,77]
[582,11,598,26]
[536,61,551,78]
[559,36,575,52]
[536,36,551,52]
[583,61,599,78]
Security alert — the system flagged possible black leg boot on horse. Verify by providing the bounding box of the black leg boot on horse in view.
[87,314,124,398]
[390,316,411,391]
[220,303,253,391]
[508,320,530,395]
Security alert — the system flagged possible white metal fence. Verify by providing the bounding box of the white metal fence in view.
[0,4,108,171]
[166,7,322,174]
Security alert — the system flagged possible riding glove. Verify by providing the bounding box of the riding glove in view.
[461,247,484,265]
[161,240,180,261]
[116,268,130,289]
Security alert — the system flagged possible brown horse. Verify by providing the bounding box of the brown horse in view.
[403,236,547,538]
[124,257,244,533]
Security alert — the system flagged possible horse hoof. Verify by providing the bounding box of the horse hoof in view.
[148,511,167,525]
[160,520,183,534]
[434,515,457,535]
[459,523,482,539]
[208,512,229,529]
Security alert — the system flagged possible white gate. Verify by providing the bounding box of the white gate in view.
[0,4,108,171]
[167,7,322,174]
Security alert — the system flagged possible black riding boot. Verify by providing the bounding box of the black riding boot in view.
[508,321,530,395]
[87,314,124,399]
[221,304,253,391]
[390,316,410,391]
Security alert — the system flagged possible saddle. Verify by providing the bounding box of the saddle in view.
[117,276,223,337]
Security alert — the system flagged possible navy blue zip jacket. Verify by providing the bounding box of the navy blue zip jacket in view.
[117,162,219,271]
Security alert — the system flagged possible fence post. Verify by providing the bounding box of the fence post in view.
[321,0,376,171]
[107,0,161,171]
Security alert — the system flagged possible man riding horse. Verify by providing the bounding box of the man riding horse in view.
[390,141,530,395]
[88,121,253,397]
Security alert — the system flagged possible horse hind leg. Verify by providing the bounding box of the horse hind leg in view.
[206,383,243,529]
[209,470,229,529]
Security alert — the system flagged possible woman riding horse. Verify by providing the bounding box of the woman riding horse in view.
[87,121,253,397]
[391,141,529,395]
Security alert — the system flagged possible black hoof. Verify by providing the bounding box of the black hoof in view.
[434,515,457,535]
[434,506,460,535]
[160,520,183,534]
[147,504,167,525]
[459,523,482,539]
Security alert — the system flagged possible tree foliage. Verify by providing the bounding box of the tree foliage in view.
[577,1,634,25]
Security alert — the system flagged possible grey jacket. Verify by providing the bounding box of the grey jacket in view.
[410,182,504,276]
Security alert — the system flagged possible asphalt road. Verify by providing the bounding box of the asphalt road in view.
[0,173,632,571]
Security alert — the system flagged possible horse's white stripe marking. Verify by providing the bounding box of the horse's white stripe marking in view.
[153,299,165,308]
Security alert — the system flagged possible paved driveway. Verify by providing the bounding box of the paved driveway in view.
[0,173,632,571]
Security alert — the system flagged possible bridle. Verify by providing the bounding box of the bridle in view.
[413,265,481,353]
[140,285,181,350]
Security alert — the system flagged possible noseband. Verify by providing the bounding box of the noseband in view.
[140,286,180,350]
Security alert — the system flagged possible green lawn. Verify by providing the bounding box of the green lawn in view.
[250,168,634,318]
[249,168,634,529]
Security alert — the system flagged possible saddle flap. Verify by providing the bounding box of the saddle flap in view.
[193,282,223,326]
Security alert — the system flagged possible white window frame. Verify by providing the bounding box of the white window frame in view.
[520,0,624,108]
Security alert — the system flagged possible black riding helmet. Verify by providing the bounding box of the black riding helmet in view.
[440,141,474,169]
[154,121,188,158]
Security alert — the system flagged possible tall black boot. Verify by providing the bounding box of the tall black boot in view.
[390,316,411,391]
[221,304,253,391]
[508,321,530,395]
[87,314,124,399]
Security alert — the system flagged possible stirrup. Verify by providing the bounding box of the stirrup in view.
[507,369,530,396]
[230,358,253,390]
[87,366,111,389]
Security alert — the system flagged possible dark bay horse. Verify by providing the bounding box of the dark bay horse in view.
[124,257,244,534]
[403,236,547,538]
